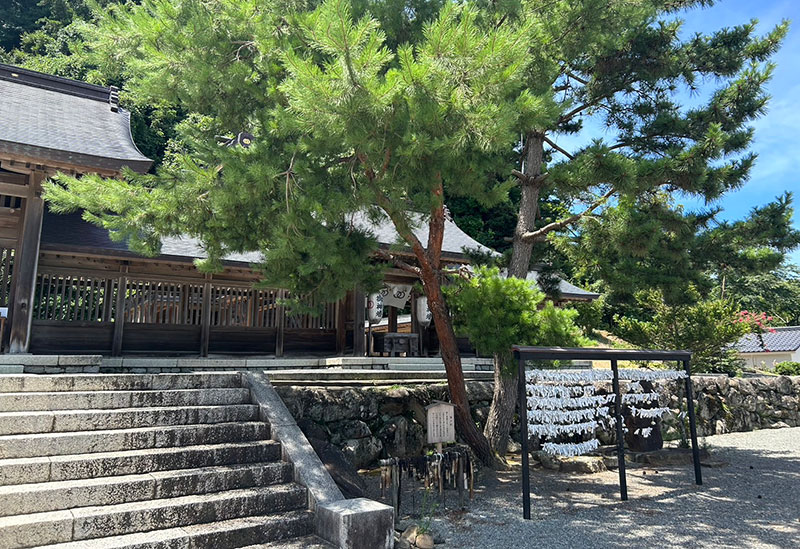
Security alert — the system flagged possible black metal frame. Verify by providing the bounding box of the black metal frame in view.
[513,346,703,520]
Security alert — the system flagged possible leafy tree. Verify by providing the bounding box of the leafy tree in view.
[719,264,800,326]
[461,0,790,456]
[615,288,749,375]
[446,267,584,456]
[44,0,533,466]
[562,192,800,321]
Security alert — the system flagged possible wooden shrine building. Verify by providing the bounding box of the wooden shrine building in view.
[0,64,596,357]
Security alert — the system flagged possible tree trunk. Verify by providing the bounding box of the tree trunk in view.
[482,353,518,464]
[483,133,546,457]
[420,262,501,468]
[508,132,544,279]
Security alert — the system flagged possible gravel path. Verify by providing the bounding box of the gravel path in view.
[371,428,800,548]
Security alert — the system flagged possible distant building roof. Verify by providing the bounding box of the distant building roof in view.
[352,211,497,259]
[0,64,152,173]
[734,326,800,354]
[40,208,494,265]
[524,270,600,301]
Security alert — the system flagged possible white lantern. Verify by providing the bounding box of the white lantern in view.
[416,296,432,327]
[367,292,384,325]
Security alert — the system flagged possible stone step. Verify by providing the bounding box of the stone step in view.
[241,535,335,548]
[0,421,269,459]
[32,510,314,549]
[265,368,492,381]
[270,377,492,387]
[0,440,282,486]
[0,462,293,517]
[0,404,260,435]
[0,485,308,548]
[0,372,242,393]
[0,387,251,412]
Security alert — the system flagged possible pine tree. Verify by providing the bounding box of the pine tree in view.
[476,0,790,456]
[45,0,534,466]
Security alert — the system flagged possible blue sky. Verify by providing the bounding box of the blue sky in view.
[557,0,800,265]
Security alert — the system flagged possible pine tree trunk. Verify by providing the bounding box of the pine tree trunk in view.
[484,132,545,457]
[482,353,518,463]
[419,263,500,468]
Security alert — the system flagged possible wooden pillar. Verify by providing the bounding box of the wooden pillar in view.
[410,291,422,356]
[9,172,45,354]
[388,306,398,333]
[335,297,346,355]
[275,289,285,357]
[200,278,212,357]
[353,287,366,356]
[111,267,128,356]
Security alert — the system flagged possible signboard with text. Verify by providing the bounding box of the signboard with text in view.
[426,401,456,445]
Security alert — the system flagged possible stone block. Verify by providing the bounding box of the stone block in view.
[58,355,102,366]
[0,354,59,366]
[0,365,23,374]
[123,358,177,369]
[176,358,246,369]
[316,498,394,549]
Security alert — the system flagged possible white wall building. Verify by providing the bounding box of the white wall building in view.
[734,326,800,369]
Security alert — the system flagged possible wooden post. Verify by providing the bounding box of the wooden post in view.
[353,287,366,356]
[275,289,285,357]
[111,268,128,356]
[388,306,398,333]
[9,172,45,354]
[335,297,346,355]
[200,279,212,357]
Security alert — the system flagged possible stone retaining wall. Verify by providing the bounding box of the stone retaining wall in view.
[277,375,800,468]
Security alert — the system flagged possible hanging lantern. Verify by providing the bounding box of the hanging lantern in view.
[416,296,432,327]
[367,292,384,325]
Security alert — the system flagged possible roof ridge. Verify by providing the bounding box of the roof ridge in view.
[0,63,113,103]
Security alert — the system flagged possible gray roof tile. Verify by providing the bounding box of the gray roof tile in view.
[734,327,800,353]
[0,64,151,173]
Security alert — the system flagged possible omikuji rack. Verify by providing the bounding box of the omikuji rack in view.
[513,346,703,520]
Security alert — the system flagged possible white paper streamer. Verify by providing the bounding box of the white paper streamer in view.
[526,368,687,383]
[541,439,600,457]
[527,384,596,398]
[527,394,615,410]
[629,406,670,419]
[527,420,598,437]
[620,392,660,404]
[527,407,609,424]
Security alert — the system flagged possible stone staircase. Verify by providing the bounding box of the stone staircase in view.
[0,373,333,549]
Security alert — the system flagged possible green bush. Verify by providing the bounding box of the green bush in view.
[445,266,585,374]
[775,361,800,376]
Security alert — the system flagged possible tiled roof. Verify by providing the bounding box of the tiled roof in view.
[734,327,800,353]
[0,64,152,173]
[524,270,600,301]
[352,211,497,259]
[40,208,494,264]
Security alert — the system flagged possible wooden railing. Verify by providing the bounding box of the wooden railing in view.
[29,267,341,355]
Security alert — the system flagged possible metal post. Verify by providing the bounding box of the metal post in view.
[683,359,703,485]
[610,359,628,501]
[517,349,531,519]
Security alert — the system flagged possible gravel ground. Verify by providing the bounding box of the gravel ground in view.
[367,427,800,548]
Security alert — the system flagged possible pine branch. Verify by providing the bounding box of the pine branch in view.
[375,248,421,275]
[521,188,615,242]
[543,136,574,160]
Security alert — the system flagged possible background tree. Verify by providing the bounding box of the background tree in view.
[45,0,533,466]
[471,0,790,456]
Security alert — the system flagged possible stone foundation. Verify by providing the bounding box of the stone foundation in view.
[277,375,800,468]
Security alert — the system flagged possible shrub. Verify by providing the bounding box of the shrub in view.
[775,361,800,376]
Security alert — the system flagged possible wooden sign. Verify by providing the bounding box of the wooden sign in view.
[426,401,456,445]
